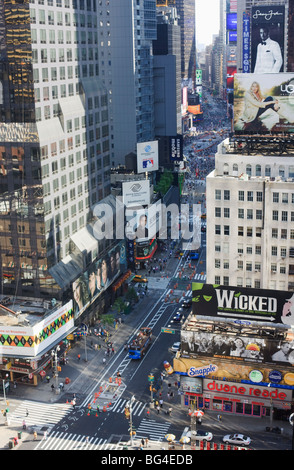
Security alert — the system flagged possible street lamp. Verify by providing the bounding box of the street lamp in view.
[127,395,136,446]
[51,345,60,393]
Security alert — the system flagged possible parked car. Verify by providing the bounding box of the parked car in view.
[223,434,251,446]
[171,342,180,352]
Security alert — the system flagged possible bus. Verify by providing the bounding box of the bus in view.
[128,327,152,359]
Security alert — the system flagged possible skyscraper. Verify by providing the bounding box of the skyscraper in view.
[0,0,111,298]
[175,0,196,80]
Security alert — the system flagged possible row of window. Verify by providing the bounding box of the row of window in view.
[215,259,290,274]
[215,189,294,203]
[213,276,288,291]
[215,207,294,221]
[31,0,100,11]
[215,225,294,238]
[224,162,294,179]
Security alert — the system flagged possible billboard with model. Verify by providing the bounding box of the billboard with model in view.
[251,5,285,73]
[72,241,127,318]
[234,73,294,133]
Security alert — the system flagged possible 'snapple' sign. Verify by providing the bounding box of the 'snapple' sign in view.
[188,364,218,377]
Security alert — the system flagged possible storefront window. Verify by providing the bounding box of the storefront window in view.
[223,401,233,412]
[236,402,244,414]
[252,405,261,417]
[212,399,222,411]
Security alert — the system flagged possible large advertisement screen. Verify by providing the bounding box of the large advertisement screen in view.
[72,241,127,318]
[234,73,294,134]
[192,282,294,327]
[251,5,285,73]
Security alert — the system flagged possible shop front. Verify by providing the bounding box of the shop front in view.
[181,377,293,418]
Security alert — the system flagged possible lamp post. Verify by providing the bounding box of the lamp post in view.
[127,395,136,446]
[51,345,60,393]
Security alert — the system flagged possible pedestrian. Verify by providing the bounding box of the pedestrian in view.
[85,436,89,445]
[43,431,47,440]
[77,354,81,361]
[72,399,76,409]
[159,399,163,408]
[146,409,150,419]
[51,384,55,392]
[145,438,149,448]
[22,420,26,430]
[168,407,172,416]
[157,405,160,414]
[141,438,145,447]
[26,409,29,417]
[33,431,38,441]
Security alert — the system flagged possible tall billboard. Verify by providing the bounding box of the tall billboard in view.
[251,5,285,73]
[137,141,159,173]
[234,73,294,134]
[122,180,150,207]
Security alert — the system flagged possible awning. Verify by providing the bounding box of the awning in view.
[71,226,98,254]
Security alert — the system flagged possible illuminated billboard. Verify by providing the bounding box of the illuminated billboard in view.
[226,13,237,30]
[192,282,294,327]
[234,73,294,134]
[251,5,285,73]
[72,241,127,318]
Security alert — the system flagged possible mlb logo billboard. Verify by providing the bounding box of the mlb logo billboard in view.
[137,141,159,173]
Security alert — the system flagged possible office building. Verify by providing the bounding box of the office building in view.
[0,0,111,298]
[206,140,294,292]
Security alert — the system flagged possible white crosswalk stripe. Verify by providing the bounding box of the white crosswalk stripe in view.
[34,431,124,451]
[193,273,206,281]
[110,398,146,416]
[8,400,72,432]
[135,418,171,442]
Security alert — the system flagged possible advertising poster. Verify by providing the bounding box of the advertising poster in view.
[137,141,159,173]
[192,282,294,327]
[72,241,127,318]
[234,72,294,133]
[243,11,250,73]
[251,5,285,73]
[181,329,294,366]
[169,135,183,161]
[122,180,150,207]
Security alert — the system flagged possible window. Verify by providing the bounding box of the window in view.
[256,210,262,220]
[238,226,244,236]
[272,228,278,238]
[224,190,230,201]
[247,191,253,202]
[246,165,252,176]
[273,192,279,203]
[281,247,287,258]
[247,227,253,237]
[281,229,287,239]
[282,193,288,203]
[272,210,278,221]
[246,262,252,271]
[255,245,261,255]
[256,191,263,202]
[282,211,288,222]
[224,208,230,218]
[215,225,221,235]
[238,191,244,201]
[247,209,253,220]
[272,246,278,256]
[237,260,243,270]
[224,225,230,236]
[215,259,221,268]
[238,208,244,219]
[256,164,261,176]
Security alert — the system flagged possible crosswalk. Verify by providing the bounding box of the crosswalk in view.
[8,400,72,433]
[135,418,171,442]
[109,397,146,416]
[34,431,125,451]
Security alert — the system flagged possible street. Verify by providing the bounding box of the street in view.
[2,89,293,452]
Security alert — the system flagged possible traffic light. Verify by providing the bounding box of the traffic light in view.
[124,407,130,419]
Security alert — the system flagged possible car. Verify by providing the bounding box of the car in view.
[189,252,199,260]
[132,275,148,283]
[223,434,251,446]
[171,342,180,352]
[181,299,192,308]
[172,313,183,322]
[186,430,213,441]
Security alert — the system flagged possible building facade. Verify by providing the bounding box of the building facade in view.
[0,0,111,298]
[206,140,294,291]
